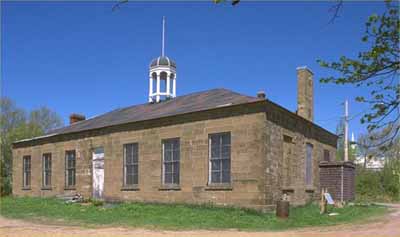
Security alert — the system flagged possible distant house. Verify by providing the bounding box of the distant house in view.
[12,20,338,211]
[354,156,385,170]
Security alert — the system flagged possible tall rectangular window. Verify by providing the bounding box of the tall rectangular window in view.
[42,153,52,188]
[123,143,139,186]
[209,132,231,184]
[305,143,313,185]
[323,149,330,162]
[162,138,180,185]
[22,156,31,188]
[65,150,76,188]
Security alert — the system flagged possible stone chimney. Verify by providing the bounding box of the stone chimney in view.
[296,66,314,122]
[69,113,86,125]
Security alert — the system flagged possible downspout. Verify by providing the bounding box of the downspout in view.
[341,165,344,203]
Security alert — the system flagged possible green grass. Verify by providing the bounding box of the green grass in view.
[0,197,388,231]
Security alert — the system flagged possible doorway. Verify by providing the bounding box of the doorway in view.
[92,147,104,200]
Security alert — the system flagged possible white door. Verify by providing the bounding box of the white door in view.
[92,147,104,200]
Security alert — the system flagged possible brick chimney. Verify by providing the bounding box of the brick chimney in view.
[296,66,314,122]
[69,113,86,125]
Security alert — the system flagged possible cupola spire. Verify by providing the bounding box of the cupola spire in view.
[162,16,165,57]
[149,17,177,103]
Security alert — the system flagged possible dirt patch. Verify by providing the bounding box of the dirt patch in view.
[1,204,399,237]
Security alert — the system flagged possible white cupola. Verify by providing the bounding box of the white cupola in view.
[149,17,177,103]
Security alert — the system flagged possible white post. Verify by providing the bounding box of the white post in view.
[149,75,153,102]
[172,77,176,97]
[166,73,171,96]
[344,100,349,162]
[156,73,161,102]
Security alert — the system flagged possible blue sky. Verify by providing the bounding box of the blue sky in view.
[1,1,387,136]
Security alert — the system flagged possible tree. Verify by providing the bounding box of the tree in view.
[0,97,63,196]
[357,133,382,168]
[318,1,399,149]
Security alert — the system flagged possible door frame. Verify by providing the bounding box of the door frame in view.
[92,147,105,200]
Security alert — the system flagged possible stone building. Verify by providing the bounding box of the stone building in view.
[12,20,339,211]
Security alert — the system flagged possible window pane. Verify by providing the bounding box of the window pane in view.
[211,135,219,146]
[173,150,180,161]
[68,171,73,186]
[164,142,172,151]
[173,171,180,185]
[165,173,172,184]
[211,146,220,159]
[164,150,172,161]
[164,163,173,173]
[222,159,230,171]
[222,146,230,158]
[211,171,220,183]
[126,174,134,185]
[211,160,220,171]
[133,174,138,185]
[173,139,180,150]
[222,134,231,145]
[126,165,134,176]
[132,149,138,163]
[173,162,179,174]
[222,170,230,183]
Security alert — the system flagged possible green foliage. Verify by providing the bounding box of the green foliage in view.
[318,1,400,148]
[0,97,63,196]
[356,160,400,202]
[0,197,387,230]
[90,199,104,206]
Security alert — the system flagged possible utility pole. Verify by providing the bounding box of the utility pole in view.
[344,100,349,162]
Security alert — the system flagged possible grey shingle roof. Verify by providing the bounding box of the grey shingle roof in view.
[49,88,261,136]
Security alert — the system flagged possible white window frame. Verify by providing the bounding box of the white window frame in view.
[162,138,180,186]
[123,143,139,186]
[65,150,76,188]
[42,153,52,188]
[22,156,31,188]
[208,132,231,185]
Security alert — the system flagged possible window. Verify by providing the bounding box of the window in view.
[305,143,313,185]
[323,149,330,162]
[209,132,231,184]
[65,150,76,188]
[22,156,31,188]
[283,135,293,143]
[123,143,139,186]
[42,153,52,188]
[162,138,180,185]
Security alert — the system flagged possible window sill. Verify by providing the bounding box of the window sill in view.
[205,184,233,191]
[121,186,140,191]
[64,187,76,190]
[21,187,31,190]
[305,186,315,192]
[282,187,295,192]
[41,187,52,190]
[159,185,181,191]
